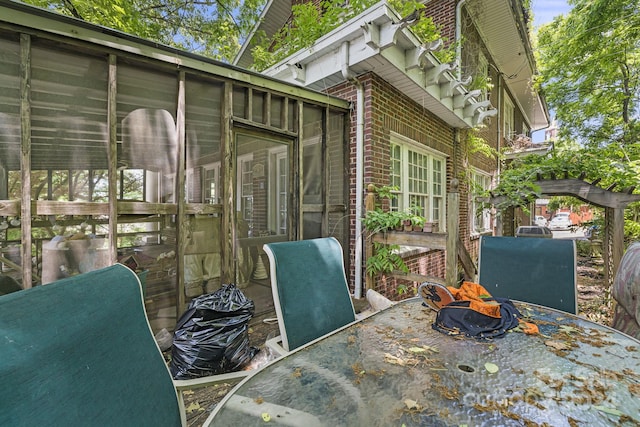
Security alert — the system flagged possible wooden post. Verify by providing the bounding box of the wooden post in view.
[20,34,32,288]
[221,82,235,284]
[364,184,376,291]
[176,71,186,314]
[107,54,118,266]
[610,207,625,287]
[446,179,459,288]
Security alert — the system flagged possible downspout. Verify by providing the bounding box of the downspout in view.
[455,0,466,79]
[341,41,364,299]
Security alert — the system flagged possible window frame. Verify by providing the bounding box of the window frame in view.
[503,94,515,142]
[469,168,492,235]
[389,132,447,231]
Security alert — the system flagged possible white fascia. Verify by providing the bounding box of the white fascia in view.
[261,1,495,129]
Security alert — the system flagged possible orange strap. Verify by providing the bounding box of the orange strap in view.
[447,281,501,318]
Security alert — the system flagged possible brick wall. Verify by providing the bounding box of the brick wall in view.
[424,0,457,48]
[327,73,480,299]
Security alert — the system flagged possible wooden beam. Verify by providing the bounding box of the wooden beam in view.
[107,54,118,265]
[457,237,477,281]
[611,207,625,283]
[20,34,32,288]
[0,200,20,216]
[389,271,445,285]
[371,231,447,250]
[221,82,234,284]
[446,184,460,288]
[535,179,640,209]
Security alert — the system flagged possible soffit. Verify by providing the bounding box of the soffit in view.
[234,0,292,69]
[465,0,549,130]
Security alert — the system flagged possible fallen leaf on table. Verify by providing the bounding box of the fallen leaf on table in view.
[593,405,623,417]
[404,399,421,410]
[484,362,499,374]
[384,353,405,366]
[559,325,577,334]
[545,340,571,351]
[422,345,439,353]
[185,402,203,413]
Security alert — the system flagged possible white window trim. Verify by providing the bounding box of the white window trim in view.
[389,132,447,230]
[202,162,221,204]
[503,94,515,141]
[470,168,492,235]
[268,145,288,235]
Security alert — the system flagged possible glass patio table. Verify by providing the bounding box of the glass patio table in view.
[207,297,640,426]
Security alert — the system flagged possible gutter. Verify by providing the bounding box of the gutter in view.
[341,41,364,299]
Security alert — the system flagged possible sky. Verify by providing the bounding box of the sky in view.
[532,0,572,29]
[530,0,572,142]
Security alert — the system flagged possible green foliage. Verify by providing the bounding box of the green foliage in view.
[21,0,266,62]
[468,73,494,95]
[530,0,640,236]
[466,128,498,160]
[373,184,399,201]
[252,0,445,71]
[362,209,405,234]
[535,0,640,148]
[366,242,409,277]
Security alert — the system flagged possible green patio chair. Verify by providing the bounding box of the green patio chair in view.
[478,236,578,314]
[263,238,357,354]
[0,264,248,427]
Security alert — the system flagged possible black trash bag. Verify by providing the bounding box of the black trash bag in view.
[170,283,259,379]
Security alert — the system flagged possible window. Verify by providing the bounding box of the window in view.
[470,169,492,234]
[389,134,446,230]
[503,95,515,142]
[237,154,254,227]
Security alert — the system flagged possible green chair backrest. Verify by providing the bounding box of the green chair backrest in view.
[0,264,182,427]
[478,236,577,314]
[264,238,356,352]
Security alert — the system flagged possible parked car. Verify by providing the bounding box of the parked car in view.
[534,215,548,227]
[515,226,553,238]
[548,213,573,230]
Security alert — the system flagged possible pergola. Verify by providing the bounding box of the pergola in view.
[495,176,640,286]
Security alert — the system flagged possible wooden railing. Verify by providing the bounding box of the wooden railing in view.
[364,180,475,290]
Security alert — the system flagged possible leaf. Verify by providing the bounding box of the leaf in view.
[545,340,571,351]
[404,399,421,410]
[484,362,499,374]
[408,346,426,353]
[559,325,577,334]
[261,412,271,422]
[593,405,623,417]
[185,402,202,413]
[384,353,405,366]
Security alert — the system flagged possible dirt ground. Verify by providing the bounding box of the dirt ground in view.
[178,254,613,426]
